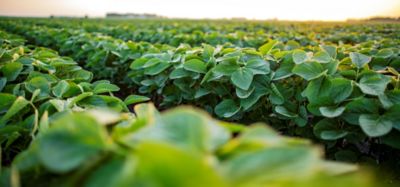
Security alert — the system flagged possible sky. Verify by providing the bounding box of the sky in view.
[0,0,399,21]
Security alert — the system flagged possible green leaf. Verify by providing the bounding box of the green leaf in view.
[292,61,326,81]
[143,58,162,68]
[0,93,16,113]
[215,99,240,118]
[124,95,150,105]
[274,106,297,118]
[1,62,23,81]
[144,61,171,75]
[194,88,211,98]
[222,147,318,183]
[314,119,348,140]
[313,51,331,63]
[1,96,29,123]
[245,58,270,75]
[321,45,337,59]
[236,86,255,99]
[52,80,69,98]
[213,64,238,77]
[130,58,148,70]
[36,113,108,173]
[169,68,191,79]
[292,49,308,64]
[133,143,225,186]
[26,76,50,97]
[259,40,278,55]
[375,49,393,58]
[93,83,120,94]
[358,73,391,96]
[231,67,254,90]
[359,114,392,137]
[0,77,6,92]
[183,59,207,73]
[328,78,353,104]
[350,52,371,69]
[240,87,267,111]
[319,106,346,118]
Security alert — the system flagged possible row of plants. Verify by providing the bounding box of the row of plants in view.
[1,20,400,176]
[6,18,400,48]
[0,29,377,187]
[0,30,150,164]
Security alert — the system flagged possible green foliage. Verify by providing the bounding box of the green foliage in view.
[3,103,373,187]
[1,19,400,183]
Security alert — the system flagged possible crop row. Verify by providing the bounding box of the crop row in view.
[6,18,400,48]
[0,30,375,186]
[1,21,400,169]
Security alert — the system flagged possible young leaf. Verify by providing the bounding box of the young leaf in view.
[314,119,348,140]
[259,40,278,55]
[1,62,23,81]
[319,106,346,118]
[183,59,207,74]
[358,73,391,96]
[292,49,308,64]
[124,95,150,105]
[52,80,70,98]
[1,96,30,123]
[292,61,326,81]
[93,83,120,94]
[359,114,392,137]
[349,52,371,69]
[231,67,254,90]
[215,99,240,118]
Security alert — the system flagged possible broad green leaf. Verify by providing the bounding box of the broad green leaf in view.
[169,68,191,79]
[319,106,346,118]
[213,62,240,76]
[236,86,255,99]
[215,99,240,118]
[52,80,69,98]
[359,114,392,137]
[222,147,318,184]
[143,58,162,68]
[313,51,331,63]
[375,49,393,58]
[358,73,391,96]
[1,96,29,123]
[292,61,326,81]
[93,83,120,94]
[194,88,211,98]
[144,61,171,75]
[26,76,50,97]
[0,93,17,113]
[124,95,150,105]
[245,58,270,75]
[36,113,108,173]
[321,45,337,59]
[240,87,267,111]
[231,67,254,90]
[328,78,353,104]
[350,52,371,69]
[292,49,308,64]
[130,58,148,70]
[183,59,207,73]
[133,143,225,187]
[259,40,278,55]
[274,106,297,118]
[0,77,6,92]
[314,119,348,140]
[1,62,23,81]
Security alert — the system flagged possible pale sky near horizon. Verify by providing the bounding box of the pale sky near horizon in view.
[0,0,399,21]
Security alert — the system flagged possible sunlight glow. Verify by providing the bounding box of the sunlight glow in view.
[0,0,399,21]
